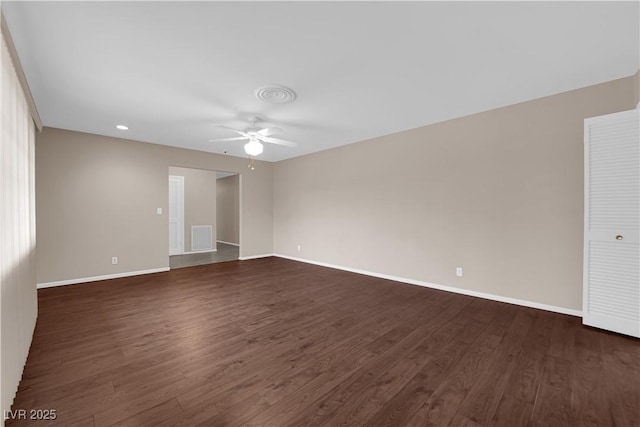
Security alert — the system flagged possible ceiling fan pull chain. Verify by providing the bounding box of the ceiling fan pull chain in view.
[248,156,255,171]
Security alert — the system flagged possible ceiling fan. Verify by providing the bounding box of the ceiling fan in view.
[208,115,297,157]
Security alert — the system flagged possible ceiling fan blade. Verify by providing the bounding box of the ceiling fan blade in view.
[261,136,297,147]
[258,127,283,137]
[212,124,247,136]
[208,136,248,142]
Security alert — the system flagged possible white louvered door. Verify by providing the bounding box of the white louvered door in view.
[583,109,640,337]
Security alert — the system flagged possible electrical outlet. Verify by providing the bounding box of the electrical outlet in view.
[297,244,301,252]
[112,257,118,265]
[456,267,463,277]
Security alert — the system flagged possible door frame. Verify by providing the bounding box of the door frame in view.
[238,173,243,258]
[169,175,185,255]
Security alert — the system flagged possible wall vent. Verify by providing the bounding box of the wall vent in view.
[191,225,213,251]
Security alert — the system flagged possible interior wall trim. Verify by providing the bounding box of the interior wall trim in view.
[181,249,217,255]
[35,254,582,317]
[239,253,275,261]
[36,267,170,289]
[274,254,583,317]
[216,240,240,247]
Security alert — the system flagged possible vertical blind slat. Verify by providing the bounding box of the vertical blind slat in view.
[1,29,38,418]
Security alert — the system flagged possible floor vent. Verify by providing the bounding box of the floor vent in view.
[191,225,213,251]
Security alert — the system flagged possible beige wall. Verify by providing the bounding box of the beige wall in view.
[216,175,240,245]
[36,128,273,284]
[273,75,637,312]
[168,166,217,252]
[634,70,640,107]
[33,72,640,302]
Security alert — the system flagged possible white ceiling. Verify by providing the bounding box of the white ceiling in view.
[3,1,638,162]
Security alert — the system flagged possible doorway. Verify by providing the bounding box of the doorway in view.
[168,167,240,269]
[168,175,184,255]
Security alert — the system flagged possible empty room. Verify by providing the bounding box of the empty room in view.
[1,1,639,426]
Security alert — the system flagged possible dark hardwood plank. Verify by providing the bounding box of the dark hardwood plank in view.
[250,295,476,427]
[6,257,639,427]
[598,329,640,426]
[547,313,578,361]
[447,413,484,427]
[457,306,536,425]
[357,302,496,427]
[413,334,501,425]
[107,398,183,427]
[488,309,555,426]
[572,325,608,426]
[529,355,576,427]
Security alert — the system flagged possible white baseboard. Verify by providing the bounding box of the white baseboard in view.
[273,254,582,317]
[38,255,583,317]
[179,249,217,255]
[239,253,275,261]
[217,240,240,247]
[37,267,170,289]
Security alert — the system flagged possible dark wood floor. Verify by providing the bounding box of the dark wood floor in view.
[8,257,639,427]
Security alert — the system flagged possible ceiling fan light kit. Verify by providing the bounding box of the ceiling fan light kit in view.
[244,138,264,156]
[208,97,299,169]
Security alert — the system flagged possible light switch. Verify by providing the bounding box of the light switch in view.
[157,208,163,215]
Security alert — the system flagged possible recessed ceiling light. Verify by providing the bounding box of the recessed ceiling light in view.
[116,125,128,130]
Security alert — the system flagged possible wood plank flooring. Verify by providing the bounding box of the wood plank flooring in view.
[7,257,640,426]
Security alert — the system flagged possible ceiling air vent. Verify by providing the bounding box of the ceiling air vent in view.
[254,85,297,104]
